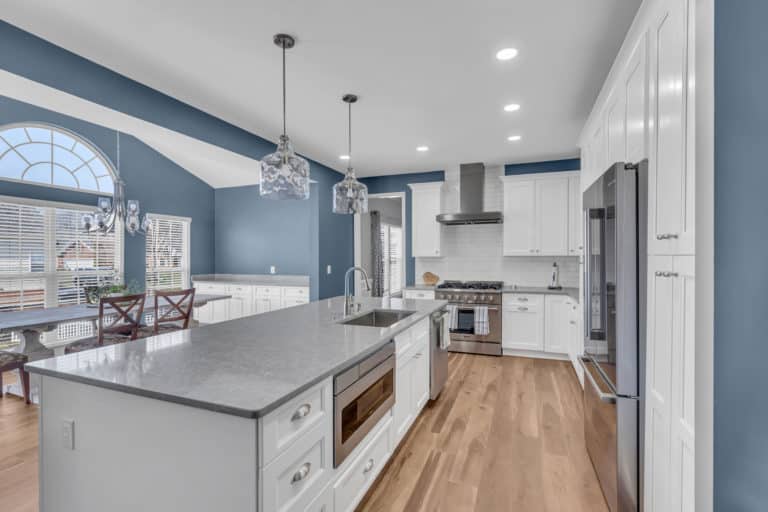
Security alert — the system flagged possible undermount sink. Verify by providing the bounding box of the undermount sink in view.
[340,309,416,328]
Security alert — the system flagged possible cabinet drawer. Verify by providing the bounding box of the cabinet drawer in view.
[503,293,543,307]
[403,289,435,300]
[256,286,283,297]
[261,378,332,467]
[409,317,429,342]
[228,284,252,295]
[283,286,309,298]
[334,417,392,512]
[303,482,333,512]
[194,281,225,294]
[261,420,333,512]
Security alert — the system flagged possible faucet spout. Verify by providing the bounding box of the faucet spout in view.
[344,266,370,315]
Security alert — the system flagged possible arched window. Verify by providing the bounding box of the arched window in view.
[0,123,115,195]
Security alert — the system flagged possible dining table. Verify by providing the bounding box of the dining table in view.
[0,293,232,359]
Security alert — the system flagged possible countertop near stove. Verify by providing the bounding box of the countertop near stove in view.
[502,286,580,302]
[403,284,437,291]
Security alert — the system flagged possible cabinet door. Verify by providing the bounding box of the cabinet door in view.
[392,359,414,445]
[502,306,544,351]
[410,186,442,257]
[649,0,693,255]
[502,180,536,255]
[544,295,569,354]
[194,304,213,324]
[411,347,430,413]
[568,175,583,255]
[625,34,649,164]
[212,299,230,322]
[255,297,271,314]
[606,91,627,164]
[568,301,584,386]
[536,178,569,255]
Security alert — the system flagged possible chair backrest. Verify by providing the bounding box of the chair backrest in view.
[98,293,147,345]
[154,288,196,334]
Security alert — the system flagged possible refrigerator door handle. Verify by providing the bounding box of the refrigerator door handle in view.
[579,356,617,404]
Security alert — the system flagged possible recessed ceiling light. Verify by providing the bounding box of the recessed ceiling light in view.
[496,48,518,61]
[503,103,521,112]
[416,146,429,152]
[507,135,522,142]
[339,154,350,160]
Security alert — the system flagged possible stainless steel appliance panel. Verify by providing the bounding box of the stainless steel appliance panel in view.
[430,309,449,400]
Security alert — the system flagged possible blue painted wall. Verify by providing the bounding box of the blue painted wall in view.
[505,158,581,175]
[0,96,216,286]
[714,2,768,509]
[1,20,354,300]
[360,171,445,286]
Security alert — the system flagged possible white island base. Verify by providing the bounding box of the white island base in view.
[35,316,432,512]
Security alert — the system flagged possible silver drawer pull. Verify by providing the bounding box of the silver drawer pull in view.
[654,271,679,278]
[291,403,312,422]
[517,306,529,312]
[413,352,422,359]
[518,297,529,302]
[656,233,680,240]
[291,462,311,484]
[569,320,577,325]
[363,458,375,474]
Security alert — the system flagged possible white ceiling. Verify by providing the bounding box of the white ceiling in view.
[2,0,640,178]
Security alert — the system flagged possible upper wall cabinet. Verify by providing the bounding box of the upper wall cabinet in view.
[408,182,444,258]
[568,175,583,255]
[501,172,579,257]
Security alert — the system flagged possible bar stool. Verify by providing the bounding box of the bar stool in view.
[65,294,146,354]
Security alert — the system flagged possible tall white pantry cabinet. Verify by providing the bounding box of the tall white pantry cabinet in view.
[579,0,697,510]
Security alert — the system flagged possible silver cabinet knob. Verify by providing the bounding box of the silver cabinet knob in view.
[291,403,311,422]
[517,306,529,312]
[291,462,311,484]
[363,458,375,474]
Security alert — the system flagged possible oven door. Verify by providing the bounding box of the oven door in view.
[450,304,501,343]
[334,355,395,467]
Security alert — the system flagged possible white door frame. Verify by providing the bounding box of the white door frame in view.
[353,192,407,296]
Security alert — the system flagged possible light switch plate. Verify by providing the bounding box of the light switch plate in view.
[326,265,332,275]
[62,419,75,450]
[269,266,276,274]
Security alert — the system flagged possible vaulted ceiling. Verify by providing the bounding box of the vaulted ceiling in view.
[2,0,640,177]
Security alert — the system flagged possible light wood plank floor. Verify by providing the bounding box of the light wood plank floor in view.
[358,354,608,512]
[0,355,607,512]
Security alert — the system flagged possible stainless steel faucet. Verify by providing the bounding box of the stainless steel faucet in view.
[344,266,370,315]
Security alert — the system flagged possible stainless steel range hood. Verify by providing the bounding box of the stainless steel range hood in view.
[436,163,503,225]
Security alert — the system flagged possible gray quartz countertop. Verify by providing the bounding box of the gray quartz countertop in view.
[192,274,309,287]
[26,296,446,419]
[502,286,580,302]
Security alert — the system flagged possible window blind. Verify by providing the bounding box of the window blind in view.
[0,198,122,349]
[145,215,190,292]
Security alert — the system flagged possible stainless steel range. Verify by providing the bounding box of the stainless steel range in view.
[435,281,502,356]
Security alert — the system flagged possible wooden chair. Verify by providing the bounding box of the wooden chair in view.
[138,288,196,338]
[65,294,146,354]
[0,351,30,404]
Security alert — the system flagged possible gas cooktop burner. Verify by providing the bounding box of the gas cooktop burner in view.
[436,280,504,291]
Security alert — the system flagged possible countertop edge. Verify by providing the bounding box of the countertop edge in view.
[26,301,447,419]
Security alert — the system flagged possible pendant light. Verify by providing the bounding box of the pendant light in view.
[333,94,368,214]
[259,34,310,200]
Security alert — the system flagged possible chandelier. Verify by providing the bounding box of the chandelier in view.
[333,94,368,214]
[81,132,150,236]
[259,34,310,200]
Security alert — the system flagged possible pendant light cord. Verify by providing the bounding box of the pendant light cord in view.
[116,131,120,176]
[347,101,352,171]
[282,42,287,137]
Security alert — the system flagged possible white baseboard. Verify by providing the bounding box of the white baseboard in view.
[501,349,570,361]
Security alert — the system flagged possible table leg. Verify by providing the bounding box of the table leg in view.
[19,328,55,359]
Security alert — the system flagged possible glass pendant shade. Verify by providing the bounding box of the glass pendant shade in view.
[333,168,368,214]
[259,135,310,199]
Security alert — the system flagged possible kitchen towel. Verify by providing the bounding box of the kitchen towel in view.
[474,306,490,336]
[447,304,459,330]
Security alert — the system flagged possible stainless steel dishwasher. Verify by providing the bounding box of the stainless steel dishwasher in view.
[430,308,449,400]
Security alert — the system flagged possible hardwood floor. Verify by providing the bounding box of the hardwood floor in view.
[0,356,606,512]
[0,376,38,512]
[358,354,608,512]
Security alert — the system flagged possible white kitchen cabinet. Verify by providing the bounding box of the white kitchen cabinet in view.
[392,356,414,444]
[403,289,435,300]
[501,174,576,257]
[605,90,627,164]
[411,334,430,412]
[194,282,231,323]
[501,180,536,255]
[502,299,544,351]
[408,182,443,258]
[392,320,430,446]
[568,175,583,255]
[543,295,570,354]
[566,299,583,386]
[535,177,569,255]
[255,286,284,314]
[648,0,694,256]
[229,285,254,320]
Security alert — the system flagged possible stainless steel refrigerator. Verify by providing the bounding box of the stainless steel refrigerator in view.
[580,160,647,512]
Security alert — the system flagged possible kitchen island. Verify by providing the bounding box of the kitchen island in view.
[26,296,446,512]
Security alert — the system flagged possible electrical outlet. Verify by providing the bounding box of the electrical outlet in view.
[270,266,276,274]
[326,265,332,275]
[62,419,75,450]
